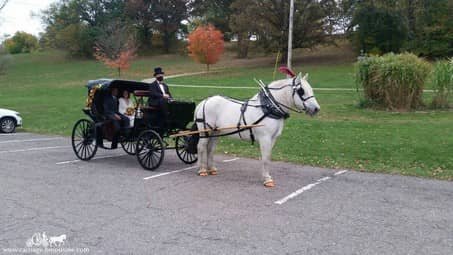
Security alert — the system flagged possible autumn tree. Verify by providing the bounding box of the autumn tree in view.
[187,24,224,71]
[94,22,136,77]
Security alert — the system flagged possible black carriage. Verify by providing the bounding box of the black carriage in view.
[71,79,198,170]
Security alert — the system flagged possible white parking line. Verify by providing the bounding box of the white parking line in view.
[0,137,63,144]
[56,154,127,165]
[0,146,69,154]
[143,157,241,180]
[143,166,198,180]
[274,170,348,205]
[0,133,32,136]
[222,157,240,162]
[334,170,348,176]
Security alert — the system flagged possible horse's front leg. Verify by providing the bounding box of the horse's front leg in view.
[197,137,209,176]
[207,137,218,175]
[259,137,274,187]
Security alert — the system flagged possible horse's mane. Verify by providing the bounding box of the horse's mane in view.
[267,78,292,88]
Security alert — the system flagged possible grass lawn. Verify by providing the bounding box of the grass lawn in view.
[0,50,452,180]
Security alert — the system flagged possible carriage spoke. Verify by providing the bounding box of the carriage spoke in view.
[151,151,160,164]
[75,141,83,150]
[147,152,155,167]
[81,144,87,159]
[182,150,188,161]
[86,143,93,155]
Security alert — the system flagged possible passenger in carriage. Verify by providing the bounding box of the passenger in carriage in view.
[147,67,172,131]
[104,87,130,148]
[118,90,135,127]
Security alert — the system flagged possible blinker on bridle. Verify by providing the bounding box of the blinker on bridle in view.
[291,77,314,102]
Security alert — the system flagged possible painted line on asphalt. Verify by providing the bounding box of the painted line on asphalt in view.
[143,166,198,180]
[56,154,127,165]
[0,137,63,144]
[334,170,348,176]
[0,133,32,136]
[222,157,240,162]
[143,157,242,180]
[274,170,348,205]
[0,146,69,154]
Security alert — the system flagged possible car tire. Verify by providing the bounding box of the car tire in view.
[0,117,16,133]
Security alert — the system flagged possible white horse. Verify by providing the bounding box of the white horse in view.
[194,73,320,187]
[49,234,67,247]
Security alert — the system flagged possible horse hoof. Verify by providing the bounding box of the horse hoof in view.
[208,167,217,175]
[198,169,208,176]
[263,180,275,188]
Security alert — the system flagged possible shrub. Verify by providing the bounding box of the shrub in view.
[431,59,453,108]
[4,31,39,54]
[356,53,431,110]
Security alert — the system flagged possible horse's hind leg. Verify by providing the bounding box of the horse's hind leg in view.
[207,137,218,175]
[259,137,274,187]
[197,137,209,176]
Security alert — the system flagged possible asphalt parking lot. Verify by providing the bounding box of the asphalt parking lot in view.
[1,132,453,254]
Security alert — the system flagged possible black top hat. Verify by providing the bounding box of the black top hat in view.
[153,67,164,76]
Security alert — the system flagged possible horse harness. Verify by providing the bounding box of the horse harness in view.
[195,78,313,143]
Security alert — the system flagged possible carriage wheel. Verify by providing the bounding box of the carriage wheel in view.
[71,119,97,160]
[136,130,164,171]
[120,133,137,155]
[175,135,198,164]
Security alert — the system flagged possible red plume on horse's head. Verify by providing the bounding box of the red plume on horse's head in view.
[278,66,296,78]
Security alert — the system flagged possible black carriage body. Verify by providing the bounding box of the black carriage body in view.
[84,79,150,123]
[167,101,196,131]
[84,79,195,133]
[72,79,198,170]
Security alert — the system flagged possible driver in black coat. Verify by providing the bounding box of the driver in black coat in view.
[147,67,172,132]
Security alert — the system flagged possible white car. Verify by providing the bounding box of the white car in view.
[0,108,22,133]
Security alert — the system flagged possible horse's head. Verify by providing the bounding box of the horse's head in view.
[292,72,320,116]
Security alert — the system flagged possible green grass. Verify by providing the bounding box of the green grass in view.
[1,50,452,180]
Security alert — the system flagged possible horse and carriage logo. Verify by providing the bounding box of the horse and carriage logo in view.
[25,232,67,248]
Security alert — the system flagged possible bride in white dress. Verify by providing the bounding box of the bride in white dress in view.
[118,90,135,126]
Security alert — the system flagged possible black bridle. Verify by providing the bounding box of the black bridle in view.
[267,77,315,113]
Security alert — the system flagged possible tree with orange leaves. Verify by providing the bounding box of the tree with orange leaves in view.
[187,24,224,71]
[94,22,136,77]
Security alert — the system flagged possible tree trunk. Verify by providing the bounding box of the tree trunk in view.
[237,33,249,59]
[163,30,171,54]
[280,48,288,64]
[118,67,121,77]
